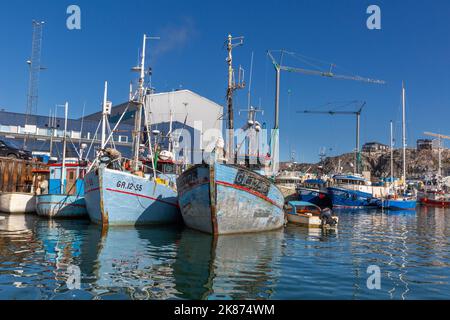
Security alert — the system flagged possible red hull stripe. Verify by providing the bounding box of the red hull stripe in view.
[105,188,179,208]
[216,180,282,209]
[85,187,100,194]
[37,202,86,208]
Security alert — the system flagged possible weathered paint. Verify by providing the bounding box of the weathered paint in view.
[177,163,284,235]
[36,194,87,218]
[84,167,181,226]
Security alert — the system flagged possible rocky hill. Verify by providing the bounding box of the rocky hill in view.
[281,148,450,179]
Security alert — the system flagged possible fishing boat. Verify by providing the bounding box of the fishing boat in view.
[285,201,338,228]
[0,162,48,214]
[35,102,88,218]
[326,174,380,208]
[297,178,332,208]
[84,35,181,226]
[418,175,450,207]
[176,34,284,235]
[274,170,301,200]
[36,161,87,218]
[378,83,416,210]
[0,192,36,213]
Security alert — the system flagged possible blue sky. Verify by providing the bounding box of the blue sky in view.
[0,0,449,162]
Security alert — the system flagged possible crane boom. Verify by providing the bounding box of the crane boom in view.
[279,65,385,84]
[424,132,450,140]
[302,110,359,115]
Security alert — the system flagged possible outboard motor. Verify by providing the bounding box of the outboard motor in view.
[319,207,337,227]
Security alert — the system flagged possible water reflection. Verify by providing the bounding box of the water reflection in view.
[0,206,450,300]
[174,229,284,300]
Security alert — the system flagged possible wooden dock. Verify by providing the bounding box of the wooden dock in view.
[0,157,48,193]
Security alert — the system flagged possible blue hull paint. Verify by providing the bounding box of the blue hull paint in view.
[84,167,181,226]
[297,187,332,208]
[377,199,417,210]
[36,194,88,218]
[177,163,284,235]
[327,187,378,208]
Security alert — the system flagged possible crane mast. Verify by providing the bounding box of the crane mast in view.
[424,131,450,176]
[24,20,45,149]
[300,101,365,174]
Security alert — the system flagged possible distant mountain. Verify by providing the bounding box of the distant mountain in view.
[281,149,450,179]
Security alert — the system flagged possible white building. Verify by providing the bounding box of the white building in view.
[84,89,224,164]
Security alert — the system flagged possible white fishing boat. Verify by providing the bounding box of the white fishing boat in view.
[274,170,302,199]
[0,192,36,213]
[285,201,338,228]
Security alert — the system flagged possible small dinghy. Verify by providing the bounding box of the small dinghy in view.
[285,201,338,228]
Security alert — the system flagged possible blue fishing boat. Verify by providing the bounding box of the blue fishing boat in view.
[177,35,284,235]
[36,161,87,218]
[84,162,180,226]
[177,162,284,235]
[297,178,332,208]
[36,102,88,219]
[377,84,417,211]
[377,197,416,210]
[84,35,181,226]
[327,174,381,208]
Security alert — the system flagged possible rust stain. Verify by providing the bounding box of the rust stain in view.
[209,164,218,235]
[98,168,109,226]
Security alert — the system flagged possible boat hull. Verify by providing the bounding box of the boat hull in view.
[418,191,450,207]
[286,212,339,228]
[327,187,377,209]
[177,163,285,235]
[377,198,416,210]
[36,194,88,218]
[84,167,181,226]
[297,187,332,208]
[0,192,36,213]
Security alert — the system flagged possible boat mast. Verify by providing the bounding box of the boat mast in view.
[401,81,407,188]
[61,102,68,194]
[390,120,394,182]
[225,34,244,161]
[132,35,148,172]
[438,135,442,176]
[101,81,108,149]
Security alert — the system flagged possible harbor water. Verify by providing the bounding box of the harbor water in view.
[1,206,449,300]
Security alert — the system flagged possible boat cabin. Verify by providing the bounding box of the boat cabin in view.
[301,179,327,190]
[332,174,369,186]
[48,159,87,195]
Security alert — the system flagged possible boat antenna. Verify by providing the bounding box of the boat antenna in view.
[247,51,254,110]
